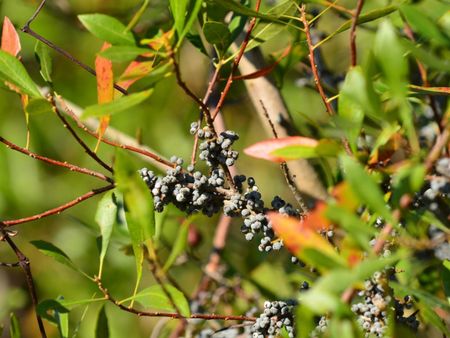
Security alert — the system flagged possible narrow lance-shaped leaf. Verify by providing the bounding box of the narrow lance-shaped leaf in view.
[95,42,114,152]
[99,46,152,63]
[9,313,21,338]
[0,50,41,97]
[114,150,155,290]
[34,41,53,83]
[95,190,117,277]
[122,284,190,317]
[25,98,54,115]
[96,306,109,338]
[1,17,21,56]
[82,89,153,119]
[163,216,197,272]
[78,14,135,46]
[30,240,78,271]
[340,155,393,223]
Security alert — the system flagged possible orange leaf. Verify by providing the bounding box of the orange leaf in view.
[1,17,21,56]
[243,136,318,163]
[96,42,114,104]
[267,212,337,258]
[95,42,114,152]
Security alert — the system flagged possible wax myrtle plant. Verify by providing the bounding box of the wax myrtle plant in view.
[0,0,449,337]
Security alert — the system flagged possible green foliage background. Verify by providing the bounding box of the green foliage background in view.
[0,0,448,337]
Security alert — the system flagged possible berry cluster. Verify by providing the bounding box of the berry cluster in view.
[140,122,304,253]
[139,157,224,216]
[351,272,390,337]
[251,301,295,338]
[310,316,329,338]
[191,122,239,167]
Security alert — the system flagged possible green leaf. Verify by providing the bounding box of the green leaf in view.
[0,50,41,97]
[271,139,341,160]
[95,190,117,277]
[9,313,21,338]
[202,21,231,53]
[171,0,203,47]
[25,98,53,115]
[400,5,449,47]
[402,39,450,72]
[374,21,407,97]
[37,299,70,330]
[78,14,135,46]
[82,89,153,119]
[96,306,109,338]
[34,41,52,83]
[124,284,190,317]
[207,0,288,24]
[30,240,77,271]
[325,205,376,251]
[338,67,379,149]
[340,155,392,222]
[114,150,155,286]
[99,46,151,62]
[163,216,197,272]
[316,6,398,48]
[169,0,189,39]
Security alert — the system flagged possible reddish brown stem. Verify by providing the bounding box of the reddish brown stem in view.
[211,0,262,120]
[1,231,47,338]
[0,136,113,182]
[1,184,114,228]
[95,277,255,321]
[53,101,113,173]
[59,102,175,169]
[350,0,364,67]
[299,5,335,116]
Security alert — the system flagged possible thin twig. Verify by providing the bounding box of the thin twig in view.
[259,100,308,213]
[350,0,364,67]
[0,261,21,267]
[1,184,115,228]
[52,99,113,173]
[299,5,335,116]
[1,230,47,338]
[55,95,175,170]
[211,0,262,120]
[0,136,113,182]
[191,63,223,166]
[95,277,255,321]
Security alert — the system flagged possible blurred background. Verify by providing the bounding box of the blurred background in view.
[0,0,394,336]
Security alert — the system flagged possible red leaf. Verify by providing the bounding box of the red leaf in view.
[117,61,153,90]
[1,17,21,56]
[244,136,318,162]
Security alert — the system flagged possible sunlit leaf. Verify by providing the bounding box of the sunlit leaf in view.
[78,14,135,46]
[1,17,21,56]
[0,50,41,97]
[82,89,153,118]
[340,155,393,223]
[124,284,190,317]
[244,136,319,162]
[99,46,152,62]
